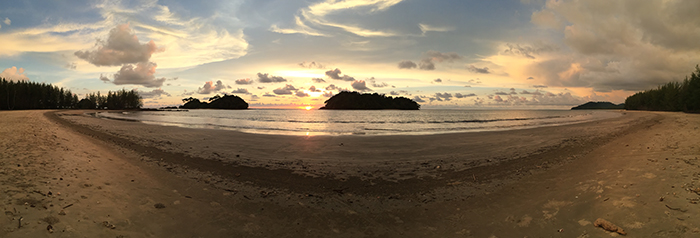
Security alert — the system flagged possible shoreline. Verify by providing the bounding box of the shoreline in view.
[94,109,620,136]
[3,110,699,237]
[48,110,657,202]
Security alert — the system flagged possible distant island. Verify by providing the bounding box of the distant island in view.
[320,91,420,110]
[571,101,625,110]
[180,95,248,109]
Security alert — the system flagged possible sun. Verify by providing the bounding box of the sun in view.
[304,106,313,110]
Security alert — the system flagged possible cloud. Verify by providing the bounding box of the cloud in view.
[271,0,402,37]
[263,93,276,97]
[107,62,166,87]
[401,51,462,70]
[412,96,425,103]
[503,43,557,59]
[197,80,228,94]
[235,78,253,85]
[231,88,251,94]
[467,65,490,74]
[323,91,334,97]
[0,67,29,82]
[524,0,700,91]
[257,73,287,83]
[139,88,170,99]
[398,60,417,69]
[419,59,435,70]
[298,61,325,69]
[434,92,453,101]
[273,84,298,95]
[3,18,10,25]
[494,92,509,96]
[312,78,326,83]
[527,77,535,80]
[308,86,322,92]
[418,23,455,35]
[295,91,310,97]
[433,78,442,83]
[325,84,347,91]
[454,93,476,98]
[351,80,371,92]
[99,75,110,83]
[425,51,463,62]
[368,77,389,88]
[257,86,265,90]
[75,24,162,67]
[389,91,400,96]
[64,63,77,70]
[325,68,355,81]
[493,95,504,102]
[532,85,548,88]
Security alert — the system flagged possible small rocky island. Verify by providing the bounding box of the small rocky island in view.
[320,91,420,110]
[179,95,248,109]
[571,101,625,110]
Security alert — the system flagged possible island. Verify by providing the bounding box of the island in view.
[571,101,625,110]
[320,91,420,110]
[179,94,248,109]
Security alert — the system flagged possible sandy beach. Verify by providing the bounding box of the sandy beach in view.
[2,109,700,237]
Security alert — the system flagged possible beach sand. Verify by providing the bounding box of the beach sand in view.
[1,110,699,237]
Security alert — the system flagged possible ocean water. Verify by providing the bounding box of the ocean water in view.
[96,109,622,136]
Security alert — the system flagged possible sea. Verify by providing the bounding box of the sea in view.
[96,109,622,136]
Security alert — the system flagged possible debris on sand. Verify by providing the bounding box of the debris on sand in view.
[154,203,166,209]
[594,218,626,235]
[102,221,116,229]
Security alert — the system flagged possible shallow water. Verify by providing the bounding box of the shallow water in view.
[97,109,621,136]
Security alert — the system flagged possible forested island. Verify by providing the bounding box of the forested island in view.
[320,91,420,110]
[180,94,248,109]
[1,78,141,110]
[571,101,625,110]
[625,66,700,112]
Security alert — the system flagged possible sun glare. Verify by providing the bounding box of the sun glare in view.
[304,106,313,110]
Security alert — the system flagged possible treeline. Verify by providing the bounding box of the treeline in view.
[78,90,142,110]
[625,66,700,112]
[321,91,420,110]
[0,78,78,110]
[180,94,248,109]
[0,77,142,110]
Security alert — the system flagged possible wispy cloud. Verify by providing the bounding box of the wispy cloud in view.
[271,0,403,37]
[418,23,454,35]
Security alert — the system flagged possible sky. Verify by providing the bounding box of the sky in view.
[1,0,700,109]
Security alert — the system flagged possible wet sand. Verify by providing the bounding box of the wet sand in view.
[2,110,699,237]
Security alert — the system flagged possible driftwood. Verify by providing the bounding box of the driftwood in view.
[594,218,626,235]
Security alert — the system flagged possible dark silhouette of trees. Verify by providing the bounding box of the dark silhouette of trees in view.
[0,78,79,110]
[571,101,624,110]
[320,91,420,110]
[79,89,142,109]
[179,94,248,109]
[0,77,142,110]
[625,66,700,112]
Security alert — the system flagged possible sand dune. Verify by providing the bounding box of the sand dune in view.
[1,110,699,237]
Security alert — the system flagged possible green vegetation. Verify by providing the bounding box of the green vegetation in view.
[571,102,625,110]
[320,91,420,110]
[625,66,700,112]
[1,78,79,110]
[80,89,142,109]
[180,94,248,109]
[1,77,142,110]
